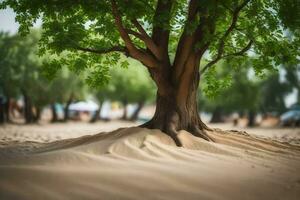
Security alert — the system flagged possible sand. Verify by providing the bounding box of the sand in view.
[0,124,300,200]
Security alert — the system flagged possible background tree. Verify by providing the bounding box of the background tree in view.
[0,32,20,123]
[0,31,87,123]
[200,62,261,127]
[43,69,87,122]
[2,0,299,145]
[108,59,155,121]
[260,72,292,115]
[0,31,42,123]
[285,66,300,104]
[89,86,113,123]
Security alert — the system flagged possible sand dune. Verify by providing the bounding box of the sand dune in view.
[0,127,300,200]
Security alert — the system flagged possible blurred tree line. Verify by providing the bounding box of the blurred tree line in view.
[0,31,155,124]
[199,60,299,126]
[0,30,298,126]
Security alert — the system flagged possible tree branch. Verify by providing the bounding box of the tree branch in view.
[201,40,253,74]
[223,40,253,58]
[151,0,173,59]
[75,45,127,55]
[173,0,201,81]
[200,0,251,74]
[130,19,160,58]
[111,0,158,68]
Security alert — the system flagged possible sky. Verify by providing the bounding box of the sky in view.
[0,8,19,34]
[0,7,42,34]
[0,7,298,107]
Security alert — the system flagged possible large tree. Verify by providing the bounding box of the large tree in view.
[2,0,299,145]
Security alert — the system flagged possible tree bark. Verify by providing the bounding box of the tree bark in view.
[210,106,224,123]
[130,101,145,121]
[51,103,58,123]
[90,102,103,123]
[141,66,213,146]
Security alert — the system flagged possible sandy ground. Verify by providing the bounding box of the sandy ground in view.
[0,121,299,200]
[0,121,138,143]
[0,121,299,144]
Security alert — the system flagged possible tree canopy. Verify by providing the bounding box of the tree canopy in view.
[1,0,299,86]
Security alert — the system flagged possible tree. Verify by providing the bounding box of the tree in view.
[199,63,261,127]
[43,69,87,122]
[2,0,299,145]
[223,70,261,127]
[108,60,155,121]
[0,30,86,123]
[260,72,292,115]
[89,85,113,122]
[0,31,43,123]
[0,32,20,123]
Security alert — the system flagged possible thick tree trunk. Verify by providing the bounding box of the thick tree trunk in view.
[142,67,213,146]
[130,101,144,121]
[90,102,102,123]
[210,106,224,123]
[51,103,58,123]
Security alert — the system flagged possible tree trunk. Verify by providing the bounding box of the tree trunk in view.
[130,101,144,121]
[141,67,213,146]
[0,97,4,124]
[51,103,58,123]
[210,106,223,123]
[33,106,41,123]
[121,100,128,120]
[23,91,34,124]
[64,94,73,121]
[90,102,102,123]
[4,97,10,122]
[247,111,256,127]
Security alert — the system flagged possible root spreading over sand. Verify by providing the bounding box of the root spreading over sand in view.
[0,127,299,200]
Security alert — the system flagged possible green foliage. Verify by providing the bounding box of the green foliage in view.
[88,57,155,105]
[260,73,291,114]
[202,65,232,99]
[0,31,87,109]
[109,58,156,104]
[285,65,300,103]
[1,0,299,96]
[0,30,41,98]
[278,0,300,31]
[200,67,261,114]
[0,32,20,98]
[200,62,296,115]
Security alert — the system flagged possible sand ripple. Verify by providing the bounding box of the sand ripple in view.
[0,127,300,200]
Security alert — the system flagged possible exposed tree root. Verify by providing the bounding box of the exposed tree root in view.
[189,126,215,142]
[140,120,214,147]
[167,128,183,147]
